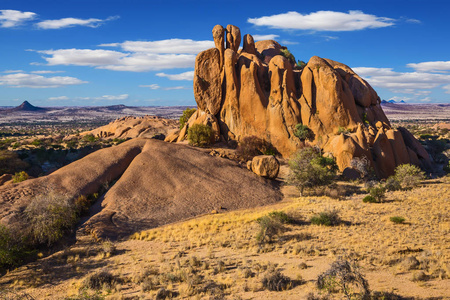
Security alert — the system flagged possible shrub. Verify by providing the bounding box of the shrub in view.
[337,127,350,134]
[288,147,338,195]
[366,184,386,203]
[362,195,377,203]
[384,176,402,191]
[179,108,197,129]
[83,134,97,143]
[390,216,406,224]
[261,268,292,291]
[256,215,285,243]
[187,124,213,147]
[84,270,120,290]
[25,192,78,246]
[0,225,25,269]
[317,260,370,299]
[294,124,314,141]
[394,164,425,190]
[236,136,276,160]
[0,150,28,176]
[297,60,307,69]
[280,48,296,65]
[12,171,29,183]
[310,210,341,226]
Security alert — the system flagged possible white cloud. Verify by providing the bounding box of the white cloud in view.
[48,96,69,101]
[79,94,129,101]
[100,39,214,54]
[418,97,432,102]
[280,40,299,45]
[156,71,194,81]
[248,10,395,31]
[0,72,87,88]
[353,66,450,94]
[444,85,450,94]
[3,70,24,73]
[35,38,212,72]
[252,34,280,41]
[36,16,119,29]
[31,70,65,74]
[407,61,450,73]
[0,10,36,28]
[139,84,187,90]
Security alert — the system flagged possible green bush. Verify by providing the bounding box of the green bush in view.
[296,60,307,69]
[280,48,296,65]
[179,108,197,129]
[83,134,97,143]
[310,210,341,226]
[390,216,406,224]
[12,171,29,183]
[288,147,338,195]
[384,176,402,191]
[0,225,26,269]
[366,185,386,203]
[236,136,276,160]
[25,192,78,246]
[317,259,370,299]
[187,124,213,147]
[362,195,377,203]
[394,164,425,190]
[293,124,313,141]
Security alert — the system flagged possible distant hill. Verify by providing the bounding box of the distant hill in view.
[9,101,47,112]
[381,99,406,104]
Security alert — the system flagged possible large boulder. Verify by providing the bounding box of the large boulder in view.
[250,155,280,179]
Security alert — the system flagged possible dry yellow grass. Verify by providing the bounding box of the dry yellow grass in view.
[0,176,449,299]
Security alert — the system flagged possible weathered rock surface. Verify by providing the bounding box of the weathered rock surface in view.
[250,155,280,179]
[74,115,178,140]
[168,24,431,178]
[0,139,282,239]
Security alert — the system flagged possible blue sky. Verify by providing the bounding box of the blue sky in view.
[1,0,449,106]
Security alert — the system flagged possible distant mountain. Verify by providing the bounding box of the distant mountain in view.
[381,99,406,104]
[9,101,47,112]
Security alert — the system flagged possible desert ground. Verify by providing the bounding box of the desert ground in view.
[0,102,449,299]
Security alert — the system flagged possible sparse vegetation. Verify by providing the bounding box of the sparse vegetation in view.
[294,124,314,141]
[288,147,338,195]
[310,209,341,226]
[256,211,292,243]
[261,267,292,291]
[179,107,196,129]
[364,184,386,203]
[12,171,28,183]
[317,259,370,299]
[236,136,276,160]
[187,123,213,147]
[392,164,425,190]
[280,48,296,65]
[390,216,406,224]
[83,270,120,290]
[24,192,78,246]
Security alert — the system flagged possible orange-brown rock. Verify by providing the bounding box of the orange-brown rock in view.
[188,24,431,178]
[243,34,256,55]
[193,48,222,115]
[250,155,280,179]
[76,115,178,140]
[0,139,282,239]
[226,24,241,52]
[212,24,225,69]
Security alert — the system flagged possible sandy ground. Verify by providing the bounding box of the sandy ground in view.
[1,166,449,299]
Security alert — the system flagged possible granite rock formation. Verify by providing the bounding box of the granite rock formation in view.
[169,24,431,178]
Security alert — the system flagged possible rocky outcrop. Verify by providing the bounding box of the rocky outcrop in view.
[168,24,431,178]
[73,115,178,140]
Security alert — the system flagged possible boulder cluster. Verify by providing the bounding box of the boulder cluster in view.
[167,24,430,178]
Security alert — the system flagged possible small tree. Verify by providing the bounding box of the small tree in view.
[288,147,338,195]
[179,108,197,129]
[294,124,314,141]
[12,171,29,183]
[187,124,213,147]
